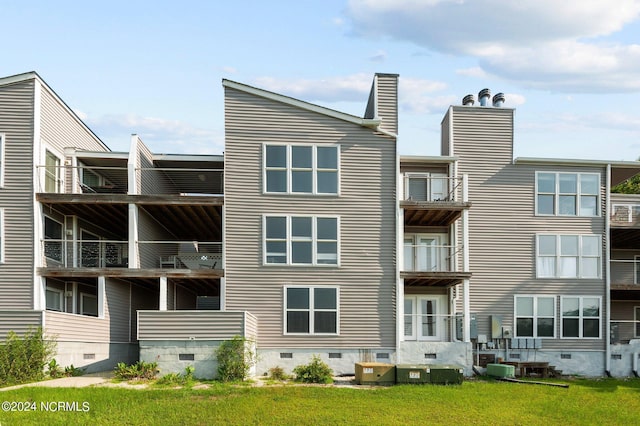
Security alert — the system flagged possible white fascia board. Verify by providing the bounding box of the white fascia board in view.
[222,79,382,130]
[514,157,640,168]
[73,150,130,160]
[400,155,458,164]
[152,153,224,162]
[9,71,112,153]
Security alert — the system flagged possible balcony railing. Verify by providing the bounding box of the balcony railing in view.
[610,320,640,344]
[42,239,128,268]
[138,241,223,269]
[610,259,640,286]
[403,244,462,272]
[402,176,465,203]
[403,313,463,342]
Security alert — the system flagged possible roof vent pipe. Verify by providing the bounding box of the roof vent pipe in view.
[492,93,506,107]
[478,88,491,106]
[462,94,475,106]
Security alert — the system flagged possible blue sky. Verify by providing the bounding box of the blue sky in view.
[3,0,640,160]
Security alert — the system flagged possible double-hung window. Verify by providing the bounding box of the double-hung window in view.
[536,172,599,216]
[264,144,338,194]
[536,234,600,278]
[265,215,338,266]
[285,286,338,334]
[561,296,601,338]
[514,295,555,338]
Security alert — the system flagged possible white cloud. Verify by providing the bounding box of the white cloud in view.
[346,0,640,92]
[221,66,238,74]
[369,49,387,62]
[400,78,452,113]
[252,73,373,102]
[85,114,223,154]
[455,67,488,78]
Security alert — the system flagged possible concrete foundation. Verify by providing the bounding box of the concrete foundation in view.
[256,348,396,377]
[610,340,640,377]
[483,349,606,377]
[53,341,138,373]
[139,340,226,379]
[398,342,473,376]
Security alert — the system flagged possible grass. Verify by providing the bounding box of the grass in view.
[1,378,639,425]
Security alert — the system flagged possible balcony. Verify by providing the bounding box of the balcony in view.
[42,239,128,269]
[401,175,470,226]
[401,243,471,287]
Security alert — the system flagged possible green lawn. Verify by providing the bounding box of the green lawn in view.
[1,378,639,425]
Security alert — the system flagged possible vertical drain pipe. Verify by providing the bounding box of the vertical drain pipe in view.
[633,352,639,377]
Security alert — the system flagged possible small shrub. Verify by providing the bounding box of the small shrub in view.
[293,355,333,384]
[216,336,256,382]
[184,365,195,382]
[64,364,85,377]
[156,372,183,386]
[48,359,62,378]
[0,327,56,386]
[114,361,158,381]
[268,366,289,381]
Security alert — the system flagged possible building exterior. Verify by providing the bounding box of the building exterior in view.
[1,71,639,378]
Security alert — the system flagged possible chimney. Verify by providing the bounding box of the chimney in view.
[492,92,505,107]
[478,88,491,106]
[462,94,475,106]
[364,73,398,135]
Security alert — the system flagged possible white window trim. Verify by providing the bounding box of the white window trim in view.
[45,286,64,312]
[404,295,447,341]
[80,292,98,317]
[535,171,600,217]
[263,215,340,267]
[513,295,557,339]
[283,286,340,336]
[560,296,602,339]
[42,145,65,193]
[0,133,5,188]
[403,233,448,272]
[0,208,4,264]
[263,143,340,196]
[536,234,601,279]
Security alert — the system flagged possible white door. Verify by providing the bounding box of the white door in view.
[416,236,440,272]
[430,173,447,201]
[404,295,447,341]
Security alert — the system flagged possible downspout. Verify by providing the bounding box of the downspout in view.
[605,163,611,377]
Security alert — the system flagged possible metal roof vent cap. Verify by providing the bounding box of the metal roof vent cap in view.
[462,94,475,106]
[492,93,505,107]
[478,88,491,106]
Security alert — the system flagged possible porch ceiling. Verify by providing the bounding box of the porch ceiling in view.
[401,271,472,287]
[37,268,224,279]
[401,201,471,226]
[37,193,223,241]
[611,228,640,250]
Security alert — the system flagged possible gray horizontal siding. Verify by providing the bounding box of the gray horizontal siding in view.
[452,107,606,351]
[106,279,133,342]
[137,310,248,340]
[0,79,35,309]
[0,311,43,338]
[224,87,396,349]
[376,74,397,135]
[244,312,258,341]
[44,310,110,342]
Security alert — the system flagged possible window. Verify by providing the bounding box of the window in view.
[561,296,601,338]
[514,296,555,338]
[265,216,338,265]
[404,234,447,272]
[45,287,63,312]
[44,149,63,193]
[285,286,338,334]
[264,144,338,194]
[405,173,448,201]
[80,293,98,317]
[404,295,446,341]
[536,172,599,216]
[536,234,600,278]
[44,216,63,263]
[0,133,5,188]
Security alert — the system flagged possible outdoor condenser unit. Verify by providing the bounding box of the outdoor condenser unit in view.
[395,365,430,384]
[428,365,464,385]
[354,362,396,385]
